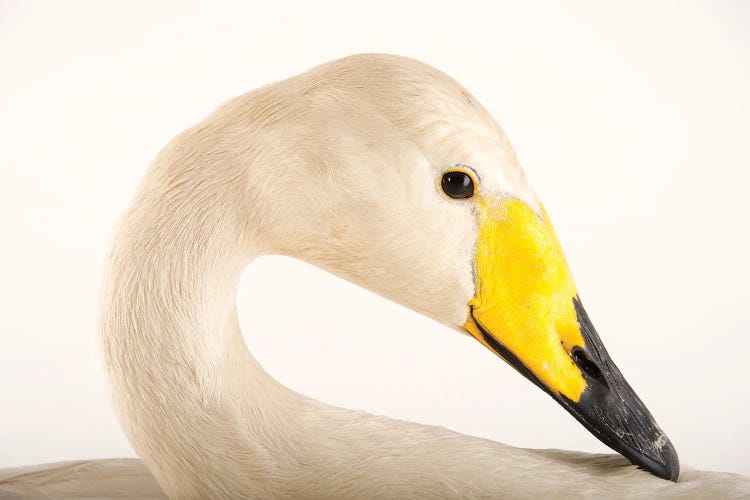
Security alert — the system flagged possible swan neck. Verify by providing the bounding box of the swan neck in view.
[100,182,295,495]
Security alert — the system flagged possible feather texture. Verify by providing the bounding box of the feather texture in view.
[14,54,742,499]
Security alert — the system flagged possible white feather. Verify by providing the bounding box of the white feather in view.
[84,54,750,499]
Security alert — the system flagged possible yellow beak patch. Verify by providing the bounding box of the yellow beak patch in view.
[464,198,587,402]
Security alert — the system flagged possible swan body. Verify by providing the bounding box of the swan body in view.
[86,54,750,498]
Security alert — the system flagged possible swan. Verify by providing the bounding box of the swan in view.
[12,54,745,498]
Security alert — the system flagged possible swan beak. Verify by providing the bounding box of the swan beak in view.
[463,198,680,481]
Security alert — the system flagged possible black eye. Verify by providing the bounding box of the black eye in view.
[441,171,475,199]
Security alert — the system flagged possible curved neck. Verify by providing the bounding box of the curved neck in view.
[100,176,300,497]
[99,153,671,499]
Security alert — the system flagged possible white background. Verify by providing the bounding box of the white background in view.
[1,1,749,477]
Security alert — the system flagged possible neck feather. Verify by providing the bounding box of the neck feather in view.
[99,152,668,499]
[100,168,302,496]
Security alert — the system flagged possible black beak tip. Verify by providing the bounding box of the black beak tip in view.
[647,436,680,482]
[622,433,679,481]
[561,388,681,483]
[568,297,680,482]
[471,299,681,482]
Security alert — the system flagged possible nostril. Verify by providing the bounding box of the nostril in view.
[571,347,604,382]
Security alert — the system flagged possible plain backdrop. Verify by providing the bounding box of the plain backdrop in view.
[1,1,749,477]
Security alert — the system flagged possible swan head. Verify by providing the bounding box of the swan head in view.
[246,54,679,481]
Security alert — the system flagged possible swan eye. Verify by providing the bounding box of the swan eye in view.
[441,170,475,199]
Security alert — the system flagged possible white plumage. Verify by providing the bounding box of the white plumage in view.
[3,54,747,499]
